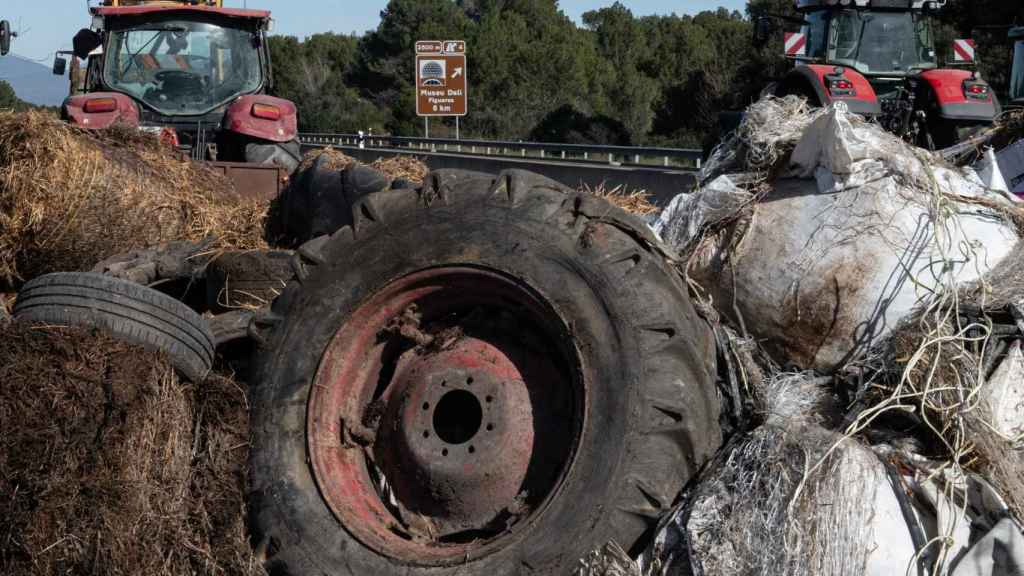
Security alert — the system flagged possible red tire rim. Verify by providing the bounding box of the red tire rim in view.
[308,266,584,564]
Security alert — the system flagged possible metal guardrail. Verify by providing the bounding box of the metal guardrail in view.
[299,133,704,169]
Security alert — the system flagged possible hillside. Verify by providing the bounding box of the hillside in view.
[0,54,67,107]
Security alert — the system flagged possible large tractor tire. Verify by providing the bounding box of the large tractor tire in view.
[13,272,214,382]
[246,138,302,174]
[248,169,722,575]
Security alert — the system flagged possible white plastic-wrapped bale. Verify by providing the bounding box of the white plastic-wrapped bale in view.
[665,101,1022,371]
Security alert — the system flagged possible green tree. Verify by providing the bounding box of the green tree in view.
[355,0,472,135]
[582,3,658,142]
[269,34,387,133]
[0,80,28,111]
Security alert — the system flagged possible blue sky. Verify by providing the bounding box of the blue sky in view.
[3,0,747,63]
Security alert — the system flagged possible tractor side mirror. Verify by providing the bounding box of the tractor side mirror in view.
[0,21,12,56]
[753,16,773,47]
[72,28,102,60]
[52,55,67,76]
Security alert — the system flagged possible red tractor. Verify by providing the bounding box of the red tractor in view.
[53,0,301,188]
[757,0,1000,148]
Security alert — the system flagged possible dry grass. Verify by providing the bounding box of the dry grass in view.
[0,111,267,289]
[0,322,264,576]
[297,147,357,173]
[370,155,429,185]
[580,182,658,216]
[299,147,430,186]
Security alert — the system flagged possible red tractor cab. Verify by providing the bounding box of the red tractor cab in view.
[55,0,301,177]
[762,0,1000,148]
[1011,27,1024,107]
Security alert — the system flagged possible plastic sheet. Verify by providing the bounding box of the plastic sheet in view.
[667,100,1021,371]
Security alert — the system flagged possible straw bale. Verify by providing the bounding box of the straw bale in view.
[0,111,267,289]
[0,322,263,576]
[685,421,881,576]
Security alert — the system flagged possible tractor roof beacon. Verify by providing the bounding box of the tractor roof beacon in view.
[1011,27,1024,106]
[763,0,1000,149]
[54,0,301,192]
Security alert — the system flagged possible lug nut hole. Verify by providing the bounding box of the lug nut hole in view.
[433,389,483,445]
[442,448,449,457]
[468,446,476,454]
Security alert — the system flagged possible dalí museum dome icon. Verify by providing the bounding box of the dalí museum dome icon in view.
[420,60,446,86]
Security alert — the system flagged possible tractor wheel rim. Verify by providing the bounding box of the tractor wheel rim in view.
[308,266,584,564]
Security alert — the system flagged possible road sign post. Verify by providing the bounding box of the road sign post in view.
[416,40,467,138]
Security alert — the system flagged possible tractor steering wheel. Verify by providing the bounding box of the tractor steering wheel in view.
[155,70,200,84]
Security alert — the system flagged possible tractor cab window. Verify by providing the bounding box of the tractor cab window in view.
[1012,41,1024,103]
[829,10,936,75]
[802,10,829,60]
[104,19,262,116]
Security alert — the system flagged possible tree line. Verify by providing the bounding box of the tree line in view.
[293,0,1019,147]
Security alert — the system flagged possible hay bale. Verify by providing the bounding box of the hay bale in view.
[0,322,263,575]
[682,422,899,576]
[0,111,267,289]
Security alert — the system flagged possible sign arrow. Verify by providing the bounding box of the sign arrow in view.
[452,67,463,79]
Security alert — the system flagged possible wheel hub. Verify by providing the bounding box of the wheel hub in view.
[377,339,537,536]
[307,267,581,563]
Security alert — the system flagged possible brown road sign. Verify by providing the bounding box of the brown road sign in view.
[416,40,467,117]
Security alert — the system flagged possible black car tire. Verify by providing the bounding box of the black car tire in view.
[13,272,214,382]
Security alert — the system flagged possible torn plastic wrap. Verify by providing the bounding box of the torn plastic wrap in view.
[638,375,915,576]
[993,138,1024,198]
[667,102,1022,371]
[983,341,1024,442]
[638,375,1024,576]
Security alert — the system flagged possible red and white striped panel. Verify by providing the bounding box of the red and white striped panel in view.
[784,32,807,57]
[953,39,976,63]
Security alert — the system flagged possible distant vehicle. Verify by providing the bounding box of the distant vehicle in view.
[53,0,301,183]
[1,20,16,56]
[755,0,1000,148]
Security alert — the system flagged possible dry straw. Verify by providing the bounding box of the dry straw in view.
[580,182,658,216]
[0,111,267,289]
[0,322,263,576]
